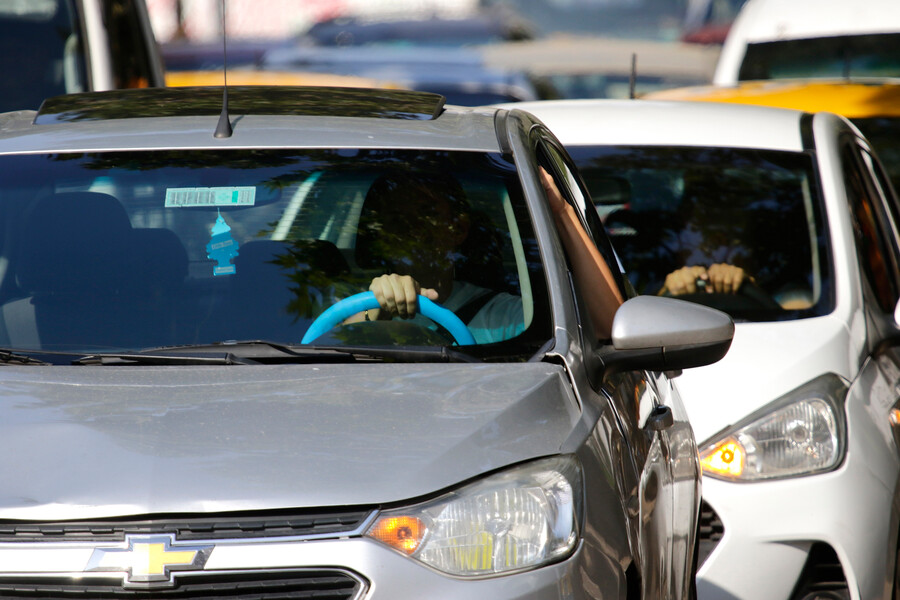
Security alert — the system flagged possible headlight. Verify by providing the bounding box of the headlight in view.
[364,455,583,577]
[699,373,848,481]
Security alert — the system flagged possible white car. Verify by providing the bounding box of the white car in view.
[508,99,900,599]
[714,0,900,85]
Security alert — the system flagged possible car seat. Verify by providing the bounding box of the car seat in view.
[2,191,138,350]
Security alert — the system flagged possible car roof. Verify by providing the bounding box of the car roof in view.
[646,80,900,119]
[508,99,808,151]
[725,0,900,43]
[0,86,504,155]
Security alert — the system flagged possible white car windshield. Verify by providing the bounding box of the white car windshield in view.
[569,145,833,322]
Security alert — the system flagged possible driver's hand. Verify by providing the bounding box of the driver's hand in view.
[661,265,709,296]
[706,263,746,294]
[369,274,439,320]
[660,264,747,296]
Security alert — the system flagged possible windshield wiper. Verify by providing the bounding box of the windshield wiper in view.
[143,340,483,363]
[74,340,482,365]
[308,345,482,363]
[72,351,259,366]
[0,349,52,366]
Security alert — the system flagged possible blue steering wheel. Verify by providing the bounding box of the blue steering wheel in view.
[301,291,476,345]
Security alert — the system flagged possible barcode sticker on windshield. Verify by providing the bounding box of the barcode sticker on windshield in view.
[165,187,256,207]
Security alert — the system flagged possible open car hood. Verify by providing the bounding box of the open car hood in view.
[0,362,579,520]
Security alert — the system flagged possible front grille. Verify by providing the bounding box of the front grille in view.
[697,499,724,566]
[789,543,849,600]
[0,508,374,543]
[0,570,366,600]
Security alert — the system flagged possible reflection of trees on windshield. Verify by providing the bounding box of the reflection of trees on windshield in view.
[41,148,526,346]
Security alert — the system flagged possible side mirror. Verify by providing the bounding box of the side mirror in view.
[598,295,734,374]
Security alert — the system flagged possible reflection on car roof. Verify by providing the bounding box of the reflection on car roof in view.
[35,87,446,124]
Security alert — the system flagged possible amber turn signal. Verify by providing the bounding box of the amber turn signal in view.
[368,516,427,555]
[700,438,745,478]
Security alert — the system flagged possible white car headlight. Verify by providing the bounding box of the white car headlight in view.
[364,455,583,576]
[699,373,848,481]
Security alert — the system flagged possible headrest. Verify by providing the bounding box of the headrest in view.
[131,228,189,287]
[17,191,134,293]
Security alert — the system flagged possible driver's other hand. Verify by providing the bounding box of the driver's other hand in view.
[662,265,709,296]
[369,274,439,319]
[706,263,746,295]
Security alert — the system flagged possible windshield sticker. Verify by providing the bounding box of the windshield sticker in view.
[206,211,240,276]
[165,187,256,208]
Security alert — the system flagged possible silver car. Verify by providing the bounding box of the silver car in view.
[0,87,731,599]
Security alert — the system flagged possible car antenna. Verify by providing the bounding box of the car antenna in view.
[629,53,637,99]
[214,0,233,139]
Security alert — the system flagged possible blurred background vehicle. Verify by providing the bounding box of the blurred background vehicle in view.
[508,98,900,600]
[161,37,293,71]
[261,45,547,105]
[299,11,534,46]
[481,35,720,99]
[680,0,746,44]
[165,68,398,89]
[0,0,163,113]
[714,0,900,84]
[648,79,900,195]
[147,0,733,101]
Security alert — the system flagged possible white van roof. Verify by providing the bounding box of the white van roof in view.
[714,0,900,84]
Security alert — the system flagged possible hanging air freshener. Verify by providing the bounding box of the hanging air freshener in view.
[206,210,239,276]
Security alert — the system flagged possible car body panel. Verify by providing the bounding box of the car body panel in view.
[0,112,503,155]
[501,99,805,151]
[511,98,900,599]
[646,79,900,118]
[0,87,725,598]
[646,79,900,200]
[0,363,580,519]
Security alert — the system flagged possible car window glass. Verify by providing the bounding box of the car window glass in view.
[842,142,900,311]
[850,117,900,197]
[739,33,900,80]
[863,148,900,248]
[0,149,551,358]
[0,0,85,112]
[539,141,627,294]
[568,145,834,322]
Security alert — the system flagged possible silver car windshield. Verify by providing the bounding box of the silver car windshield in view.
[569,145,834,322]
[0,149,550,357]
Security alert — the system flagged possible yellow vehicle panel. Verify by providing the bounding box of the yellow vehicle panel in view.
[166,69,398,90]
[647,80,900,118]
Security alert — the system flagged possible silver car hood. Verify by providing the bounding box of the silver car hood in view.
[0,362,579,520]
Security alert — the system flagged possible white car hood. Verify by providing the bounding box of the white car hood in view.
[675,315,855,444]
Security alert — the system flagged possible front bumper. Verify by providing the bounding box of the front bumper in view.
[0,536,615,600]
[696,394,900,600]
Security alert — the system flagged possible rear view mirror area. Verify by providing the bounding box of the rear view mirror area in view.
[599,295,735,374]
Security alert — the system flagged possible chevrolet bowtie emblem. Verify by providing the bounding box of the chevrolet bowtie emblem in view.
[86,534,212,588]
